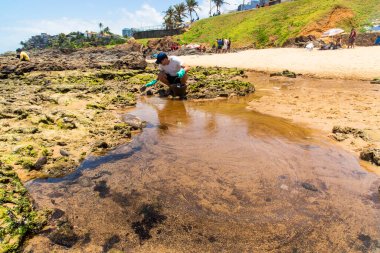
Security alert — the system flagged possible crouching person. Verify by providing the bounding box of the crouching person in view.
[16,48,30,61]
[142,52,189,99]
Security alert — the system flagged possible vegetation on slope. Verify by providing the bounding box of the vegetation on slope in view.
[179,0,380,48]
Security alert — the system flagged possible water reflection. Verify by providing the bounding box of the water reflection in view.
[25,96,380,253]
[154,99,191,133]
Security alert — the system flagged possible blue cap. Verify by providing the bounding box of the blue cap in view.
[155,52,167,64]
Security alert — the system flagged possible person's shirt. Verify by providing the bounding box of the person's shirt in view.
[19,51,30,61]
[349,30,357,39]
[159,56,183,76]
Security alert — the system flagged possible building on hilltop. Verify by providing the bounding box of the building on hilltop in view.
[85,31,98,39]
[238,0,286,10]
[238,1,260,11]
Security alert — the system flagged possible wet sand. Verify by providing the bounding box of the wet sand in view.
[246,72,380,173]
[24,97,380,252]
[180,47,380,80]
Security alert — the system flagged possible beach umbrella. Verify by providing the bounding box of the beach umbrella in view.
[322,28,344,37]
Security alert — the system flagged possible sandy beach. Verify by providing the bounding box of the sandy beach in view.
[242,73,379,175]
[181,47,380,80]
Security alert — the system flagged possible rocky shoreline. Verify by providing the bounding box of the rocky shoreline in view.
[0,46,254,251]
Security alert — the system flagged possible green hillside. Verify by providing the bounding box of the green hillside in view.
[179,0,380,48]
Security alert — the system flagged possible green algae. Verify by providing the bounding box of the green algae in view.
[186,67,254,98]
[86,103,107,110]
[56,118,77,130]
[0,163,47,252]
[110,93,136,106]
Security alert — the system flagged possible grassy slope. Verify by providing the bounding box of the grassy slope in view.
[179,0,380,48]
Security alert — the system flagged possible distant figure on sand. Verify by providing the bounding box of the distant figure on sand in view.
[348,28,357,49]
[16,48,30,61]
[222,38,228,53]
[335,37,342,49]
[217,39,223,53]
[227,38,231,52]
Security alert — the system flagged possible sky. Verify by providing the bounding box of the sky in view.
[0,0,242,53]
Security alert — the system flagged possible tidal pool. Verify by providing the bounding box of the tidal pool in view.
[25,96,380,252]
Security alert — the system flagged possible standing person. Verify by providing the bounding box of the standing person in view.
[227,38,232,53]
[16,48,30,61]
[348,28,357,49]
[140,52,189,99]
[222,38,228,53]
[217,39,223,53]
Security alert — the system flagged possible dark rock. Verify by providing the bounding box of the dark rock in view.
[81,233,91,245]
[370,78,380,84]
[57,141,67,146]
[51,209,65,220]
[360,148,380,166]
[93,180,110,198]
[301,182,318,192]
[95,141,109,149]
[208,236,217,243]
[357,233,378,251]
[34,156,48,170]
[60,149,70,157]
[146,90,154,96]
[131,204,167,242]
[48,221,78,248]
[102,235,121,253]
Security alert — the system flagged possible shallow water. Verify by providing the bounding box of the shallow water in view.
[25,95,380,252]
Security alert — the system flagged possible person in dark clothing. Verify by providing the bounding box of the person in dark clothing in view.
[348,28,357,49]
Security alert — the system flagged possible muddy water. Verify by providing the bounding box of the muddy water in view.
[25,96,380,253]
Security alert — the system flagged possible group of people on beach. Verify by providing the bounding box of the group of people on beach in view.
[317,28,357,51]
[213,38,231,53]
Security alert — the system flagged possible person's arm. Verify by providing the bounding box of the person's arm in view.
[181,65,190,73]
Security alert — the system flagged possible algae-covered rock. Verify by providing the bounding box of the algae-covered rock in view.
[56,118,77,129]
[110,94,136,107]
[86,103,107,110]
[360,148,380,166]
[113,123,132,138]
[370,78,380,84]
[0,162,47,252]
[332,126,369,141]
[270,70,297,78]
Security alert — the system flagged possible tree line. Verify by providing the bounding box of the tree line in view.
[163,0,228,29]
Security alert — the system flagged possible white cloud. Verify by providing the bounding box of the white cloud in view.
[0,4,163,53]
[197,0,242,18]
[116,4,163,31]
[0,2,243,53]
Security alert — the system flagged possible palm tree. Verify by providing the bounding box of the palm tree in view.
[163,6,176,29]
[103,26,111,34]
[185,0,200,22]
[212,0,226,14]
[174,3,188,28]
[98,22,103,33]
